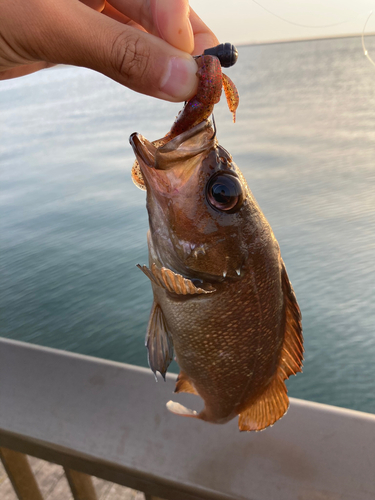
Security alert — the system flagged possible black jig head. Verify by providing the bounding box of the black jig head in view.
[203,43,238,68]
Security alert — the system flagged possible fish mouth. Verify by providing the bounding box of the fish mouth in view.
[129,120,216,191]
[155,120,216,170]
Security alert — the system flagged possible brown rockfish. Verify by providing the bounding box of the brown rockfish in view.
[130,119,303,431]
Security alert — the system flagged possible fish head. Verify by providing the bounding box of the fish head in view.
[130,120,259,282]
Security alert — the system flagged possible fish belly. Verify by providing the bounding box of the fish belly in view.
[155,260,285,424]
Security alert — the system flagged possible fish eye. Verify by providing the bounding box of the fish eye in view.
[206,172,243,213]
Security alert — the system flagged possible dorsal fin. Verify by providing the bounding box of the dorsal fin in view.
[238,376,289,431]
[174,371,199,395]
[137,263,215,295]
[238,261,303,431]
[278,261,304,379]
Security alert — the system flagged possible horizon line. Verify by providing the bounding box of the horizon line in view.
[236,31,375,48]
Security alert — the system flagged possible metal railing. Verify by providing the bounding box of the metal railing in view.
[1,337,375,500]
[0,447,100,500]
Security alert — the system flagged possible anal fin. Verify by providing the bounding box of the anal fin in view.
[146,301,173,380]
[174,371,199,395]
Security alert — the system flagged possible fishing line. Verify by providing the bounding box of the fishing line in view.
[361,11,375,68]
[250,0,350,29]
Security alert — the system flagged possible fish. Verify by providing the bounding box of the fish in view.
[129,118,303,431]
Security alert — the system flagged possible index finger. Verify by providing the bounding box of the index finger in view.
[189,6,219,55]
[85,0,219,54]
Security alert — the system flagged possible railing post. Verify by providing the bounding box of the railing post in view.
[0,447,43,500]
[64,467,98,500]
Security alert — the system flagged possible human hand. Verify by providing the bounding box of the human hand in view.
[0,0,218,101]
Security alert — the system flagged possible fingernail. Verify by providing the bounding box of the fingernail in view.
[160,56,198,100]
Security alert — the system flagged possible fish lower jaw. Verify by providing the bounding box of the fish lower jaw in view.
[170,260,242,285]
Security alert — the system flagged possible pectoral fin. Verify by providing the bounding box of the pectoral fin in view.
[146,301,173,380]
[137,263,215,295]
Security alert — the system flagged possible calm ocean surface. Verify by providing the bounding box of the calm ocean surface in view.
[1,37,375,414]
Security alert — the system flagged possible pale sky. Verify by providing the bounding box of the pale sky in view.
[190,0,375,44]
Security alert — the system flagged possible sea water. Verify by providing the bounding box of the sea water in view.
[1,37,375,414]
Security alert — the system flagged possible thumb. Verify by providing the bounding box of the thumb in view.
[27,1,199,101]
